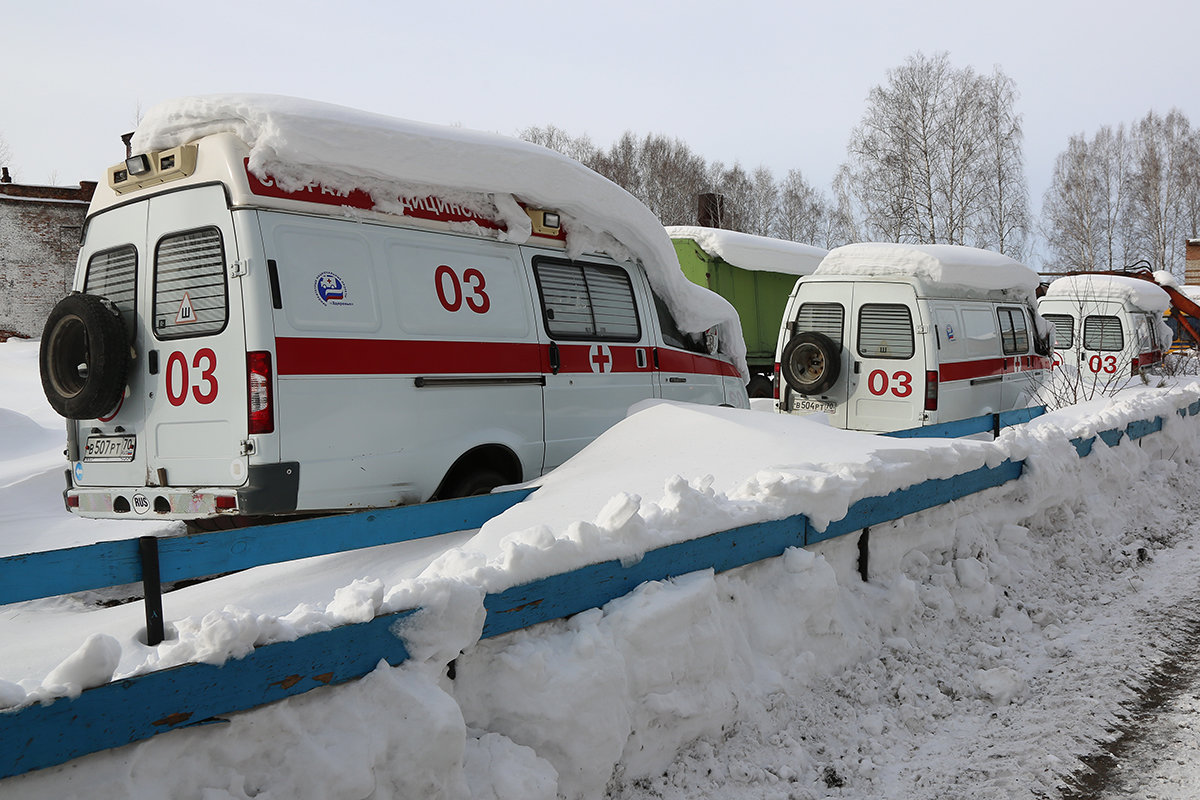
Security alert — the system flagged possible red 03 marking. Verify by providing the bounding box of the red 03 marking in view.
[435,265,490,314]
[1087,354,1118,374]
[866,369,913,397]
[165,348,219,407]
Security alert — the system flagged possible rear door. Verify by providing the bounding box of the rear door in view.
[71,202,148,491]
[1080,304,1125,385]
[845,283,924,432]
[780,282,851,427]
[141,185,248,489]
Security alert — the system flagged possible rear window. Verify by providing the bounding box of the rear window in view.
[153,227,228,340]
[1042,313,1074,348]
[1083,315,1123,351]
[998,307,1030,355]
[534,259,640,341]
[794,302,844,350]
[857,303,914,359]
[84,244,137,339]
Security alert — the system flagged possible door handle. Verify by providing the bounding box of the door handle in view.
[548,342,560,375]
[668,377,687,383]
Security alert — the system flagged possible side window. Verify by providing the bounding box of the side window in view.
[534,259,640,341]
[1042,314,1074,348]
[961,307,1000,357]
[857,303,914,359]
[1083,315,1123,351]
[793,302,844,350]
[154,227,228,339]
[653,293,704,353]
[997,307,1030,355]
[84,244,137,340]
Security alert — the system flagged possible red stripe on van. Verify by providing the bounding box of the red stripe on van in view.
[275,338,739,379]
[657,347,743,378]
[938,354,1053,382]
[276,338,542,376]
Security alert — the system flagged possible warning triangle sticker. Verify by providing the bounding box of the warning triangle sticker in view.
[175,293,197,324]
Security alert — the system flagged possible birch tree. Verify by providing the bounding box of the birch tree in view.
[842,51,1027,249]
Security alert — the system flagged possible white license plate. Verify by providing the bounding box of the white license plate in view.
[792,397,837,414]
[84,435,137,462]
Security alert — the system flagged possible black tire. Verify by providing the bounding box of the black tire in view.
[40,293,130,420]
[746,375,773,399]
[780,332,841,395]
[440,468,507,499]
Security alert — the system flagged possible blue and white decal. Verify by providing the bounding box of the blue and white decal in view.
[315,271,352,306]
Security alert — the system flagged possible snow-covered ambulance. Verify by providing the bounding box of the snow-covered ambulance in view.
[1037,274,1171,380]
[775,243,1051,432]
[39,95,748,521]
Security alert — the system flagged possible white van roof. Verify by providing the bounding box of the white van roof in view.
[666,226,827,276]
[123,94,748,378]
[813,243,1040,301]
[1042,274,1171,313]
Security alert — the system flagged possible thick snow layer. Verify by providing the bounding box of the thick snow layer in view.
[666,226,827,276]
[815,242,1039,294]
[1044,273,1172,313]
[6,337,1200,799]
[130,95,748,378]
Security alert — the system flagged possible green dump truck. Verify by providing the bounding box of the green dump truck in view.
[668,226,827,397]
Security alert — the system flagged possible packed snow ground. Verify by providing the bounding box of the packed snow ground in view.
[5,336,1200,799]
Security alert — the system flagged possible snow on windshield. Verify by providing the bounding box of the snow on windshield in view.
[666,226,827,276]
[131,94,749,377]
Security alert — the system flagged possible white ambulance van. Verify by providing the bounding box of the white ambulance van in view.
[39,96,748,521]
[1038,274,1171,380]
[775,243,1051,432]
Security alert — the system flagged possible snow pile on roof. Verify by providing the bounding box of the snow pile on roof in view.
[1044,274,1171,313]
[131,95,748,378]
[666,226,827,276]
[815,243,1039,297]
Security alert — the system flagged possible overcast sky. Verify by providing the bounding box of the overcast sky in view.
[2,0,1194,225]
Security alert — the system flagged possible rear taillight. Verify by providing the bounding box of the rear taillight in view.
[1131,356,1140,375]
[924,370,939,411]
[66,495,80,509]
[773,363,781,400]
[247,351,274,435]
[215,495,238,511]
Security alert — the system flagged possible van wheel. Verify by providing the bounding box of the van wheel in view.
[780,332,840,395]
[747,375,773,398]
[440,468,506,499]
[40,294,130,420]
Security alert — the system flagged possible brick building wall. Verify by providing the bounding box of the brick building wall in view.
[0,171,96,339]
[1187,239,1200,286]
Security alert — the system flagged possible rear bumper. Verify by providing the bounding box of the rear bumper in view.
[64,462,300,520]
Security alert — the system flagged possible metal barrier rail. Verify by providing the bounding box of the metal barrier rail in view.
[1,399,1194,780]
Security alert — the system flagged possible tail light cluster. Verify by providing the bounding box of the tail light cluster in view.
[248,351,274,435]
[773,363,782,400]
[924,370,939,411]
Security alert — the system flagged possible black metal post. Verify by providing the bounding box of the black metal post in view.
[139,536,165,646]
[857,527,870,582]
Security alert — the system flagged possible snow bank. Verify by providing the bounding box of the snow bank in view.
[1044,274,1171,313]
[666,226,827,276]
[131,95,748,378]
[7,332,1200,798]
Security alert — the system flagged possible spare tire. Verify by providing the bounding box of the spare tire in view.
[780,331,841,395]
[40,293,130,420]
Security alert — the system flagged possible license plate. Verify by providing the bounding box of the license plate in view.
[84,435,137,462]
[793,397,837,414]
